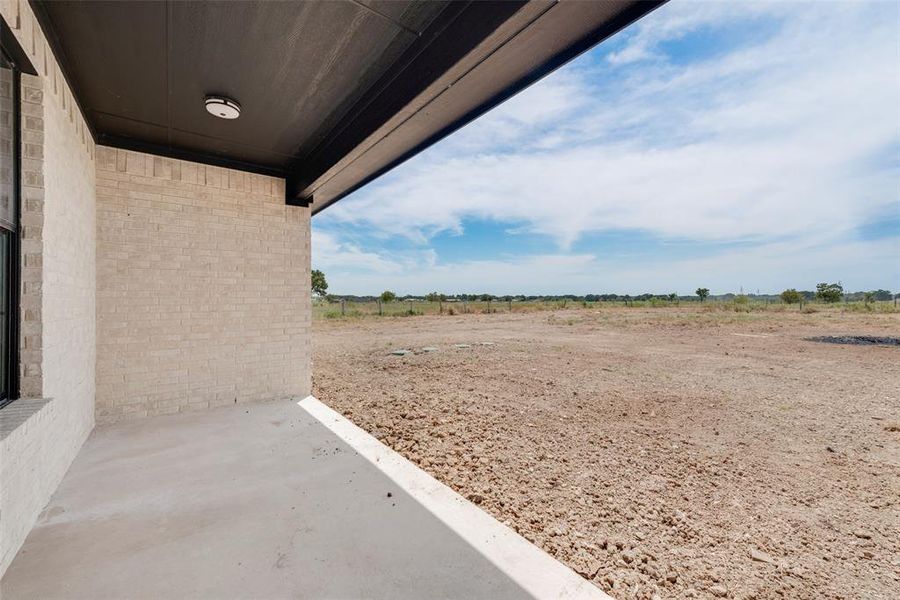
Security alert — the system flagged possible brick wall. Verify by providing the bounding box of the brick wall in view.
[17,75,45,399]
[0,0,97,578]
[0,1,311,578]
[41,77,96,422]
[95,147,311,422]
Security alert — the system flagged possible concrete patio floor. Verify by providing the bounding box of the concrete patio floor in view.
[1,397,605,599]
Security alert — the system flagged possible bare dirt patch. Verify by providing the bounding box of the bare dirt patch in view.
[313,308,899,599]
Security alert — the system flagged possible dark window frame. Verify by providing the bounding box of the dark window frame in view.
[0,46,21,407]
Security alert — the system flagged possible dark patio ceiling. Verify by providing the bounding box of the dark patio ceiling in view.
[32,0,664,211]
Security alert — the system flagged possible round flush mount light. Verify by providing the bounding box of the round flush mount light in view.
[205,96,241,120]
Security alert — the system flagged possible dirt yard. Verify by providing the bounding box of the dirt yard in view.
[312,307,899,600]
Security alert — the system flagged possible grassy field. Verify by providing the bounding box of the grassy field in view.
[313,297,898,320]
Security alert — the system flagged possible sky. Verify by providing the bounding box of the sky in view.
[312,1,900,296]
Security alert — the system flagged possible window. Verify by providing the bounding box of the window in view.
[0,49,19,407]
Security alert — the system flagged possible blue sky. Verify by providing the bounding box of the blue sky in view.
[312,1,899,296]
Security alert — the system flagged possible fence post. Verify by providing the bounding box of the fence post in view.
[508,298,512,312]
[464,300,468,314]
[341,299,345,316]
[378,299,382,316]
[439,300,443,315]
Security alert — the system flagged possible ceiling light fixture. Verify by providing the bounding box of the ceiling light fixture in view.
[205,95,241,120]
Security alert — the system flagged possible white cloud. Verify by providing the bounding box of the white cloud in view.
[605,2,788,66]
[312,229,440,282]
[322,236,899,296]
[315,1,899,293]
[443,69,589,151]
[311,230,404,275]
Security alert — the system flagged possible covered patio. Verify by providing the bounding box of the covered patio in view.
[0,1,662,596]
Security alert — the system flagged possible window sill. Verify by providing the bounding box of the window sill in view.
[0,398,52,442]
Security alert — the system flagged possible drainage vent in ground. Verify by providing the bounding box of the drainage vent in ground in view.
[806,335,900,346]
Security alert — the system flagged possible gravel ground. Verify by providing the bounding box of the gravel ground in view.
[313,307,900,600]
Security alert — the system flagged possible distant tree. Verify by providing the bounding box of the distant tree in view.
[380,290,397,303]
[870,289,892,301]
[863,291,875,305]
[815,282,843,303]
[667,293,678,302]
[311,269,328,296]
[480,293,494,302]
[696,288,710,302]
[780,288,801,304]
[426,292,440,302]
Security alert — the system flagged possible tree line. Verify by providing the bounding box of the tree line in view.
[311,270,894,304]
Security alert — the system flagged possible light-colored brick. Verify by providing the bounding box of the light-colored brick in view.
[0,0,96,578]
[96,148,310,423]
[0,2,311,581]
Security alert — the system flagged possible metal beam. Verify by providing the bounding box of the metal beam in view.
[286,0,530,205]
